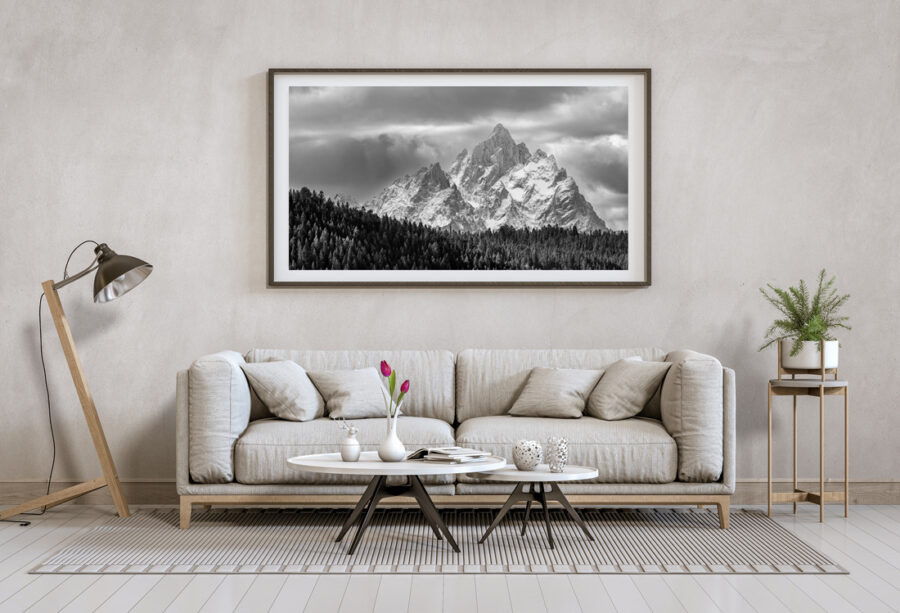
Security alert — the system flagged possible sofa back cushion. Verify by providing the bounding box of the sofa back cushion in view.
[245,349,455,424]
[508,367,604,419]
[587,359,672,420]
[456,348,666,422]
[241,361,324,421]
[188,351,253,483]
[307,368,385,419]
[660,349,724,482]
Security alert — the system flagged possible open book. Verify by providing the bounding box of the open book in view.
[405,447,492,463]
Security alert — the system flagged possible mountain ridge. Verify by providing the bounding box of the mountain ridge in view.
[363,124,608,233]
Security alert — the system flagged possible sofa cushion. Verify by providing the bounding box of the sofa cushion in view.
[508,367,604,419]
[188,351,252,483]
[241,361,324,421]
[660,350,724,482]
[246,350,455,423]
[234,416,455,485]
[307,368,385,419]
[455,415,677,484]
[587,360,671,420]
[456,348,666,422]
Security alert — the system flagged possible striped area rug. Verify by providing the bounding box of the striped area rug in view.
[34,507,846,575]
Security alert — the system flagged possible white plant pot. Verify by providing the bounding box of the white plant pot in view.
[780,340,839,370]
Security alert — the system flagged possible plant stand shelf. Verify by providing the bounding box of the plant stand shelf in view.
[767,377,849,522]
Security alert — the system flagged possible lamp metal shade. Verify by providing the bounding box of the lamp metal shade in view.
[93,244,153,303]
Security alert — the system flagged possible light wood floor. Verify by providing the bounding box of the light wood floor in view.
[1,505,899,612]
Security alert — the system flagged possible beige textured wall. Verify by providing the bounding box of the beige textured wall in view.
[1,0,898,486]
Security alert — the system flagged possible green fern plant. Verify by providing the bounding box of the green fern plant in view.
[759,269,851,357]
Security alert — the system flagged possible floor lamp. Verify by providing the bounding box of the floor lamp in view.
[0,242,152,521]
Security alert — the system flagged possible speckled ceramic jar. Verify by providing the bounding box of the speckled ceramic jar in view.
[513,439,543,471]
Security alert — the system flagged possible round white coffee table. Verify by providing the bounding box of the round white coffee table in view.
[474,464,599,549]
[288,451,506,554]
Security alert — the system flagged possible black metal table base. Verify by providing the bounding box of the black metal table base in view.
[335,475,459,555]
[478,482,594,549]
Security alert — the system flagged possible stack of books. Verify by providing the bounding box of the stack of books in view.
[406,447,491,463]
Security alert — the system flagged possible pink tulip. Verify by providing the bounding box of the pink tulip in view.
[400,380,410,393]
[380,361,391,377]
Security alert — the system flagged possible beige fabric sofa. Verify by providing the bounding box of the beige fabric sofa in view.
[176,348,735,529]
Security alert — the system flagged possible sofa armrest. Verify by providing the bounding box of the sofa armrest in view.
[176,369,191,494]
[722,367,736,493]
[660,350,725,483]
[184,351,253,484]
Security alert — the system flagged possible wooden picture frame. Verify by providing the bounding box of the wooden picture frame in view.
[268,69,651,286]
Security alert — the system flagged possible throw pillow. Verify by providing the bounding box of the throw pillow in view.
[587,359,672,420]
[508,367,604,419]
[240,361,324,422]
[307,367,386,419]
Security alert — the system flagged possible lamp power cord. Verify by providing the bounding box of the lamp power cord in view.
[1,240,97,526]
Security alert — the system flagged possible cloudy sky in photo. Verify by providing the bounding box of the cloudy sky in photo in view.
[289,85,629,229]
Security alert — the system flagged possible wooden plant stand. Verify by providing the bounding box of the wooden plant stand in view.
[767,340,848,523]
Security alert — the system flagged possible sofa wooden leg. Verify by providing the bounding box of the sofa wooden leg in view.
[697,504,705,509]
[202,505,211,512]
[180,497,192,530]
[716,499,730,529]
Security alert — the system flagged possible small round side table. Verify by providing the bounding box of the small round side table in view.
[474,464,599,549]
[767,372,849,523]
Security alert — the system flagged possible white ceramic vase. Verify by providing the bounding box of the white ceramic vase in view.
[378,414,406,462]
[780,340,839,370]
[341,433,360,462]
[513,440,543,471]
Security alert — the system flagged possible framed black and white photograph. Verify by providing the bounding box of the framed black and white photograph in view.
[268,69,650,286]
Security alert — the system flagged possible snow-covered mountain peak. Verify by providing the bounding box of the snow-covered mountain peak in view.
[365,125,607,233]
[418,162,450,189]
[465,123,531,178]
[530,149,560,171]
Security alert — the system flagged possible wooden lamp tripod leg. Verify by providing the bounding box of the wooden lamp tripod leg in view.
[0,282,130,520]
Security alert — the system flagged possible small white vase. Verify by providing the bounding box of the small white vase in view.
[781,340,839,369]
[341,434,360,462]
[378,415,406,462]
